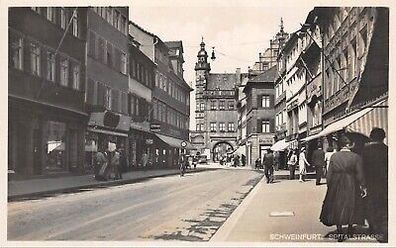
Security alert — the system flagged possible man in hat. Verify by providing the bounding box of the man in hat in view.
[262,149,275,183]
[312,142,326,185]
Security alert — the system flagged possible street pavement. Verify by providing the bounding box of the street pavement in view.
[211,176,378,243]
[8,168,263,241]
[8,165,217,200]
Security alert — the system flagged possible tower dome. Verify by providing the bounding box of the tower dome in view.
[195,37,210,71]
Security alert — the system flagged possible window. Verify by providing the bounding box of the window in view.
[261,120,270,133]
[46,51,56,82]
[46,7,55,22]
[60,8,66,29]
[200,103,205,111]
[106,8,113,24]
[10,34,23,70]
[130,95,136,115]
[261,95,270,108]
[60,58,69,86]
[228,100,234,110]
[121,52,127,74]
[72,64,80,90]
[31,7,40,14]
[106,42,113,67]
[228,122,235,132]
[114,10,120,29]
[30,43,41,76]
[120,15,127,34]
[100,7,107,19]
[196,123,200,131]
[105,87,112,109]
[219,122,225,132]
[219,100,225,110]
[72,11,78,37]
[210,100,217,110]
[210,122,216,132]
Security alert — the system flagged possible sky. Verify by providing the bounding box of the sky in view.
[129,0,316,129]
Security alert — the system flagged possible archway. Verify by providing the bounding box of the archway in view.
[212,141,233,162]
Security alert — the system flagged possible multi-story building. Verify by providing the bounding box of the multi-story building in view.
[84,7,131,169]
[127,36,156,168]
[242,66,277,166]
[191,39,247,161]
[249,19,288,77]
[309,7,389,148]
[130,21,192,167]
[9,7,87,177]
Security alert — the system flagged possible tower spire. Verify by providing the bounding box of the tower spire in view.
[280,17,284,33]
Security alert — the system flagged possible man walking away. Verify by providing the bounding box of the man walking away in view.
[117,145,127,179]
[362,128,388,243]
[263,149,274,184]
[312,142,326,185]
[108,143,120,180]
[287,150,298,180]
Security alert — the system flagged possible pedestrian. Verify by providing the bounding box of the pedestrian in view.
[141,152,148,169]
[108,143,120,180]
[324,146,337,176]
[233,155,240,167]
[319,134,367,242]
[298,147,310,182]
[255,157,262,170]
[311,142,326,185]
[116,145,127,179]
[287,149,298,180]
[362,128,388,242]
[262,149,274,183]
[94,145,108,181]
[178,153,187,177]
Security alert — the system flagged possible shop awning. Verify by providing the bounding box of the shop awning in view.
[270,139,289,151]
[318,99,387,138]
[302,133,322,142]
[87,127,128,137]
[155,133,192,149]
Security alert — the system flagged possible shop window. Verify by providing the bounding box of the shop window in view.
[45,121,67,172]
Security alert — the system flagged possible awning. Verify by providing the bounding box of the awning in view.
[319,99,387,138]
[155,133,192,149]
[270,139,289,151]
[302,133,322,142]
[87,127,128,137]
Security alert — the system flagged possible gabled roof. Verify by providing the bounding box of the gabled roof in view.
[248,65,278,83]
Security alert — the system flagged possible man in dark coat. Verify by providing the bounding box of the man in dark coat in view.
[362,128,388,242]
[262,149,274,184]
[312,142,326,185]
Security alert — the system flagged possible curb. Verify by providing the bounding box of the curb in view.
[210,174,266,241]
[8,168,218,201]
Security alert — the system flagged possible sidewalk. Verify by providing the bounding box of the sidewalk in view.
[211,175,377,243]
[8,165,218,201]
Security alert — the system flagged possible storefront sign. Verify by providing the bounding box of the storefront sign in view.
[150,123,161,132]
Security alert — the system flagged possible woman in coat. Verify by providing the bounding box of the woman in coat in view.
[320,134,367,242]
[298,147,310,182]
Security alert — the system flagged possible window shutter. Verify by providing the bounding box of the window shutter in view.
[270,95,275,108]
[97,83,105,106]
[86,78,95,104]
[270,119,275,133]
[258,95,262,108]
[257,119,262,133]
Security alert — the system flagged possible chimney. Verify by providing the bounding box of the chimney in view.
[236,68,241,85]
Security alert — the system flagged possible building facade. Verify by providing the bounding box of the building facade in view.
[128,36,156,168]
[130,21,192,168]
[242,66,277,166]
[9,7,87,177]
[84,7,131,170]
[191,40,245,161]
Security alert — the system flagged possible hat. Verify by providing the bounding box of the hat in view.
[108,142,117,152]
[300,147,306,151]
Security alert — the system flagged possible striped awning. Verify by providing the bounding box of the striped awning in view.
[270,139,290,151]
[316,98,388,142]
[347,99,388,144]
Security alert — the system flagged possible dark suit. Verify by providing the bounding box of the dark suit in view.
[262,153,274,183]
[311,148,325,185]
[362,142,388,241]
